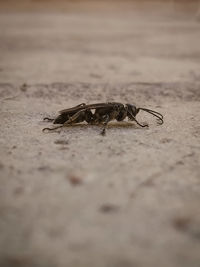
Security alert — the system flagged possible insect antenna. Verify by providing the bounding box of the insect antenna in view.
[138,108,164,124]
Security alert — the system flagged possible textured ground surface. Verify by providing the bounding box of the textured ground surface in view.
[0,1,200,267]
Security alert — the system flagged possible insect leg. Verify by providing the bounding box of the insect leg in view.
[101,115,110,136]
[77,103,86,107]
[42,110,86,132]
[43,117,54,122]
[62,110,86,125]
[42,125,64,132]
[129,114,149,128]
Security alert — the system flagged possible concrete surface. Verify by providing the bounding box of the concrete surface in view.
[0,1,200,267]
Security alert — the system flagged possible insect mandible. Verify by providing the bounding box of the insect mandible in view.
[42,102,164,135]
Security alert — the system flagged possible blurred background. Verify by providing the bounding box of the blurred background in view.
[0,0,200,85]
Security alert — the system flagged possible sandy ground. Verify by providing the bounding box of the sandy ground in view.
[0,1,200,267]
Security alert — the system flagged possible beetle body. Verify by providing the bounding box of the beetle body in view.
[43,102,163,135]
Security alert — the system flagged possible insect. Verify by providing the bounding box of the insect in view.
[42,102,163,135]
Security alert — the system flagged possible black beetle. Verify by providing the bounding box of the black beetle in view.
[43,102,163,135]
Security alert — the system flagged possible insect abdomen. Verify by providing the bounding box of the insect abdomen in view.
[54,114,69,124]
